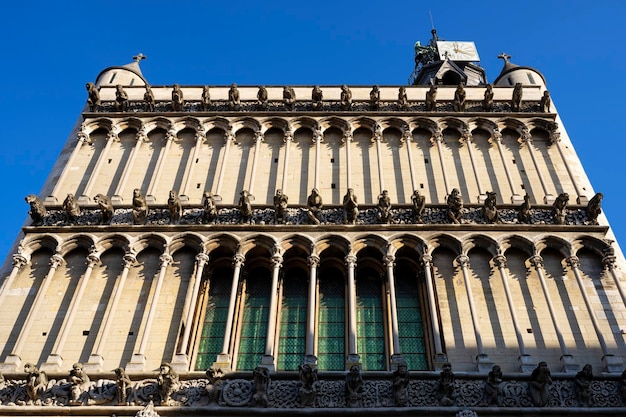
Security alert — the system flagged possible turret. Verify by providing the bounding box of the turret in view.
[95,53,149,87]
[493,52,547,88]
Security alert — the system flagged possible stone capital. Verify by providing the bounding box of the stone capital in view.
[307,255,320,268]
[86,253,100,268]
[455,255,470,268]
[492,254,507,269]
[529,255,544,269]
[383,254,395,267]
[421,254,433,268]
[12,254,29,269]
[123,253,137,268]
[49,254,64,269]
[195,252,210,267]
[233,253,245,267]
[159,253,173,267]
[565,256,580,270]
[345,254,357,267]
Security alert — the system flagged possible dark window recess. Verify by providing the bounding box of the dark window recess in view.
[130,78,135,86]
[512,160,516,164]
[128,331,134,336]
[420,183,424,189]
[109,73,117,83]
[196,183,201,189]
[527,73,535,84]
[274,158,279,163]
[108,159,112,164]
[507,77,513,86]
[424,158,429,164]
[521,184,525,189]
[330,158,335,163]
[82,330,90,336]
[42,332,47,336]
[331,183,336,189]
[195,158,199,163]
[527,328,533,333]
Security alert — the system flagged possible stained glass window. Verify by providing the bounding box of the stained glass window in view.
[236,269,270,371]
[395,269,428,370]
[356,269,385,371]
[317,269,345,371]
[276,269,307,371]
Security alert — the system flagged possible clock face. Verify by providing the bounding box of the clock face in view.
[436,41,480,61]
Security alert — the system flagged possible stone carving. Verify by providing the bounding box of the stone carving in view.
[540,90,551,112]
[25,194,46,225]
[201,86,211,111]
[68,363,90,406]
[369,85,380,110]
[342,188,359,225]
[157,363,179,406]
[425,85,437,111]
[436,362,455,406]
[221,379,254,407]
[345,365,363,407]
[482,191,498,223]
[94,194,114,225]
[528,361,552,407]
[298,363,317,407]
[481,364,503,406]
[456,410,479,417]
[311,86,323,110]
[518,194,532,224]
[377,190,393,224]
[586,192,603,225]
[620,369,626,402]
[398,86,409,110]
[86,82,100,112]
[171,84,184,111]
[200,191,218,224]
[257,86,268,110]
[144,85,155,112]
[205,367,223,404]
[552,192,569,225]
[411,189,426,223]
[273,189,288,224]
[62,193,81,224]
[306,188,323,225]
[136,400,159,417]
[453,82,466,112]
[229,83,240,111]
[167,190,182,224]
[251,366,270,407]
[114,367,132,406]
[483,84,494,111]
[511,82,523,112]
[114,85,129,112]
[340,85,352,110]
[447,188,464,224]
[392,361,410,406]
[283,86,296,110]
[24,363,47,405]
[132,189,148,225]
[238,190,253,224]
[575,364,593,406]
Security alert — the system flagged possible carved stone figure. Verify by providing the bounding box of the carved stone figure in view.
[229,83,240,111]
[342,188,359,225]
[201,86,211,111]
[392,361,410,406]
[540,90,551,112]
[511,82,523,112]
[411,189,426,223]
[483,84,494,111]
[157,363,179,406]
[283,86,296,110]
[437,362,455,406]
[251,366,270,407]
[453,82,466,112]
[63,193,81,224]
[205,366,223,403]
[311,86,323,110]
[24,363,48,405]
[114,85,129,112]
[25,194,46,225]
[201,191,218,224]
[620,369,626,402]
[144,85,155,111]
[481,364,503,406]
[340,84,352,110]
[552,192,569,225]
[425,85,437,111]
[167,190,182,224]
[132,189,148,225]
[306,188,323,225]
[273,189,288,224]
[345,365,363,407]
[238,190,253,224]
[68,362,90,406]
[369,85,380,110]
[257,86,268,110]
[94,194,114,225]
[114,367,132,406]
[377,190,393,224]
[398,86,409,110]
[86,82,100,112]
[518,194,532,224]
[528,361,552,407]
[586,192,603,225]
[298,363,318,407]
[171,83,184,111]
[482,191,498,223]
[575,364,593,406]
[447,188,463,224]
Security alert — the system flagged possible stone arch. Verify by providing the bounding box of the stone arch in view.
[171,116,202,135]
[205,233,240,255]
[496,117,527,136]
[202,117,231,133]
[535,235,571,258]
[290,116,318,132]
[352,234,389,256]
[260,117,290,134]
[438,117,466,134]
[387,233,427,256]
[130,233,168,255]
[379,117,408,132]
[58,234,96,257]
[572,235,609,258]
[95,234,131,254]
[462,234,499,257]
[498,234,534,258]
[314,234,351,256]
[169,232,205,255]
[232,117,261,134]
[82,118,113,137]
[349,116,377,133]
[114,117,143,135]
[142,117,172,135]
[279,234,314,255]
[407,117,439,137]
[427,234,462,257]
[238,233,278,256]
[318,116,350,134]
[20,234,61,257]
[467,117,498,135]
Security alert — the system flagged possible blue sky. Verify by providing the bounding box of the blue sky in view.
[0,1,625,263]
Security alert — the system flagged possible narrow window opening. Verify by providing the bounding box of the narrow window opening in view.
[331,183,336,189]
[424,158,429,164]
[109,73,117,83]
[526,328,533,333]
[196,183,201,189]
[521,184,525,189]
[108,159,112,164]
[128,331,134,336]
[527,73,535,84]
[130,78,135,86]
[195,158,199,163]
[512,159,516,164]
[274,158,278,163]
[42,332,47,336]
[507,77,513,86]
[82,330,90,336]
[420,183,424,189]
[330,158,335,163]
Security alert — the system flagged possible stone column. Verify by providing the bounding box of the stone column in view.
[306,254,320,364]
[181,131,207,199]
[214,131,235,197]
[1,253,64,372]
[384,254,402,364]
[214,253,245,372]
[173,252,210,371]
[113,125,147,202]
[528,255,577,372]
[82,131,117,201]
[247,131,264,194]
[345,254,359,365]
[49,124,88,202]
[374,124,385,193]
[603,253,626,308]
[492,254,533,372]
[313,127,323,189]
[0,251,29,309]
[455,255,491,372]
[127,253,173,371]
[344,130,353,189]
[491,128,522,203]
[280,129,293,193]
[261,246,283,371]
[550,129,586,203]
[403,129,417,192]
[146,128,176,201]
[42,251,100,371]
[460,127,485,200]
[86,253,136,371]
[520,127,553,203]
[432,128,450,200]
[421,254,446,364]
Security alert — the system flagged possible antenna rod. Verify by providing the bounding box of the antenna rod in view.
[429,11,435,30]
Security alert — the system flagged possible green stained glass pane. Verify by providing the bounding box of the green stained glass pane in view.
[195,272,231,371]
[394,272,428,371]
[317,273,345,371]
[236,272,271,371]
[277,272,307,371]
